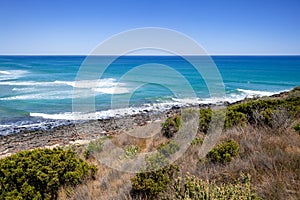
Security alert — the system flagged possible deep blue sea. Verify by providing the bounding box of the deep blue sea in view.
[0,56,299,135]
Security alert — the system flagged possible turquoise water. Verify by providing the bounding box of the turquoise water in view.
[0,56,299,134]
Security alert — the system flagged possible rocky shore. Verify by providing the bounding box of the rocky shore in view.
[0,107,180,158]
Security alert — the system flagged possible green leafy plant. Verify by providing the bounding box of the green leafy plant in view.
[158,141,180,157]
[0,148,97,200]
[120,145,140,159]
[199,96,300,133]
[199,108,212,134]
[206,139,240,164]
[84,136,111,159]
[172,173,261,200]
[131,140,180,198]
[191,137,204,146]
[131,164,179,198]
[293,123,300,133]
[162,115,182,138]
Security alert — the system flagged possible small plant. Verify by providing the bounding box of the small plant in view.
[84,136,111,159]
[158,141,180,157]
[120,145,140,159]
[191,137,204,146]
[293,123,300,133]
[206,139,240,164]
[172,173,261,200]
[162,115,182,138]
[199,108,212,134]
[145,152,170,170]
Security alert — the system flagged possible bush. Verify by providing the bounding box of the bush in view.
[0,148,97,200]
[172,173,261,200]
[84,136,111,159]
[293,123,300,133]
[199,108,212,134]
[224,109,247,128]
[158,141,180,157]
[198,96,300,133]
[191,137,204,146]
[199,108,246,134]
[162,115,182,138]
[120,145,140,159]
[145,152,170,171]
[131,164,179,198]
[206,139,240,164]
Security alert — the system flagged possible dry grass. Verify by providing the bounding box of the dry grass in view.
[58,123,300,200]
[176,124,300,200]
[58,104,300,200]
[58,120,166,200]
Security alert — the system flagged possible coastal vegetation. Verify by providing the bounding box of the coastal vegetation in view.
[0,87,300,199]
[0,148,96,200]
[206,139,240,164]
[162,114,182,138]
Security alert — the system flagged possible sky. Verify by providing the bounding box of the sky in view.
[0,0,299,55]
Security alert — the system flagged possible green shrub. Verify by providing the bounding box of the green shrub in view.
[224,109,247,128]
[293,123,300,133]
[158,141,180,157]
[162,115,182,138]
[120,145,140,159]
[131,164,179,198]
[84,136,111,159]
[145,152,170,171]
[206,139,240,164]
[230,97,300,125]
[199,96,300,132]
[0,148,97,200]
[199,108,212,134]
[191,137,204,146]
[172,173,261,200]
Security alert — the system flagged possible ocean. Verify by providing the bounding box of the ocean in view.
[0,56,299,135]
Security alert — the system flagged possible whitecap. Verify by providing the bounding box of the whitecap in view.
[92,87,129,94]
[0,78,130,95]
[0,70,28,81]
[237,88,275,97]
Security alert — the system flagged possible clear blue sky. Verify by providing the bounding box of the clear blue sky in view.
[0,0,299,55]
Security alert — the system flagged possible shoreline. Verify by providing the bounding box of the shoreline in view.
[0,107,181,158]
[0,88,294,158]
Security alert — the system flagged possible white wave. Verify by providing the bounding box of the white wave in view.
[0,70,28,81]
[0,70,11,75]
[30,101,183,120]
[27,87,288,121]
[92,87,129,94]
[0,125,11,128]
[0,81,56,86]
[30,112,78,120]
[0,93,61,100]
[237,88,275,97]
[173,97,234,105]
[56,79,129,94]
[171,97,200,104]
[0,78,130,95]
[12,87,36,92]
[172,88,287,105]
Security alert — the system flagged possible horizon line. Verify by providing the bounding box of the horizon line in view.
[0,54,300,56]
